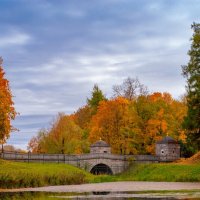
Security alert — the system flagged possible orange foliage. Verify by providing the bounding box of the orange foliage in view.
[28,114,89,154]
[89,97,139,154]
[0,59,17,143]
[142,92,187,153]
[149,92,162,102]
[72,105,92,130]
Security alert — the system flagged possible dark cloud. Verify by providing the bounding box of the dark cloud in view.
[0,0,199,149]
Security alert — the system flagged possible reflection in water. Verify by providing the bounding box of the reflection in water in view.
[0,192,50,200]
[0,191,200,200]
[93,191,110,195]
[0,192,42,200]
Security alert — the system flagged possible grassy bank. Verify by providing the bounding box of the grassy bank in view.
[93,163,200,183]
[119,163,200,181]
[1,159,200,189]
[0,159,94,189]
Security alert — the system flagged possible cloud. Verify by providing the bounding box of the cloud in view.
[0,31,31,48]
[1,0,198,149]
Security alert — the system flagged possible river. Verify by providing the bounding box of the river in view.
[1,181,200,199]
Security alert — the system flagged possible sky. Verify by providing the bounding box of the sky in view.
[0,0,199,150]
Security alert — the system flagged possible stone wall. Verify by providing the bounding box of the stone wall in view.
[156,143,180,161]
[90,146,111,154]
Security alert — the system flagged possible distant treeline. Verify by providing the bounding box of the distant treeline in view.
[28,77,193,156]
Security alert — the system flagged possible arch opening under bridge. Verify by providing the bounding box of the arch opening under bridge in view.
[90,163,113,175]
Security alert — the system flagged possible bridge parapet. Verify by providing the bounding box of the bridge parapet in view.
[1,151,158,162]
[0,151,159,174]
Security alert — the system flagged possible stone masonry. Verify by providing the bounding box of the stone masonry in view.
[1,136,180,174]
[156,136,180,161]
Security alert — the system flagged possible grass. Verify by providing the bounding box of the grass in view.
[93,162,200,183]
[118,163,200,182]
[0,159,200,189]
[0,159,94,189]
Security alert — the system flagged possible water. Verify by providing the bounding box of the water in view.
[0,191,200,200]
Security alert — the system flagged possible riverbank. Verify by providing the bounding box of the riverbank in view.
[2,181,200,193]
[0,159,200,189]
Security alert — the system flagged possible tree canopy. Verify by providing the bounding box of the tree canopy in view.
[0,58,17,144]
[28,81,187,155]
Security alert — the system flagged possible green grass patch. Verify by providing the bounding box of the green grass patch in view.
[92,163,200,183]
[118,163,200,182]
[0,159,94,189]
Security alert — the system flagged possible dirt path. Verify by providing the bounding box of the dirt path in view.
[2,181,200,193]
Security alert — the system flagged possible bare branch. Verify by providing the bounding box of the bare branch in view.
[113,77,148,100]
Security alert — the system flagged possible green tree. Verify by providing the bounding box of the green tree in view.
[182,23,200,151]
[0,57,17,145]
[87,84,106,113]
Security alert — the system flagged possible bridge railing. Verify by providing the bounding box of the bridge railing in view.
[0,151,126,162]
[0,151,79,163]
[1,151,159,163]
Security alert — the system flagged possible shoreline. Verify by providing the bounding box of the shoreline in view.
[1,181,200,193]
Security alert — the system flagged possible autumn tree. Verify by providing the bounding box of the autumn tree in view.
[28,84,187,156]
[71,105,92,140]
[0,57,17,145]
[28,136,40,153]
[182,23,200,151]
[4,144,25,153]
[72,84,106,139]
[89,97,141,154]
[28,129,47,153]
[132,92,187,154]
[28,113,89,154]
[3,144,15,152]
[113,77,148,100]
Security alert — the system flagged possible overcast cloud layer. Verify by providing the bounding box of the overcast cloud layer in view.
[0,0,199,149]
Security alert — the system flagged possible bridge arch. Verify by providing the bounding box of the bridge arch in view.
[90,163,113,175]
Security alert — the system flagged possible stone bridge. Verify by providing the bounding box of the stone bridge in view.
[0,151,158,174]
[0,137,180,175]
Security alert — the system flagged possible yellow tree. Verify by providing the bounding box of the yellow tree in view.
[144,92,187,154]
[71,105,93,141]
[0,58,17,145]
[28,113,89,154]
[48,114,84,154]
[89,97,140,154]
